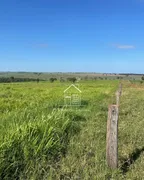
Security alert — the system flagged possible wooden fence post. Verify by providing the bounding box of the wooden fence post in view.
[116,83,122,106]
[116,91,120,106]
[106,105,119,169]
[119,83,122,96]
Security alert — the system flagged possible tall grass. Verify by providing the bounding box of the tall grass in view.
[0,109,85,179]
[0,80,119,179]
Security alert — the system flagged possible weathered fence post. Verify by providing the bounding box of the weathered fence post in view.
[116,91,120,106]
[119,83,122,96]
[116,83,122,106]
[106,105,119,168]
[106,83,122,168]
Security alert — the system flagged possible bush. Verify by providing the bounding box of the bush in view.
[67,77,77,83]
[141,75,144,81]
[49,78,57,83]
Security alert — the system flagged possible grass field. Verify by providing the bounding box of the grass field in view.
[0,80,144,179]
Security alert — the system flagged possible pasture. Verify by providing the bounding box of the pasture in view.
[0,80,144,179]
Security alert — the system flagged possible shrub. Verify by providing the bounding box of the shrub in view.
[141,75,144,81]
[49,78,57,83]
[67,77,77,83]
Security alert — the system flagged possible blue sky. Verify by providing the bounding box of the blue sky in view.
[0,0,144,73]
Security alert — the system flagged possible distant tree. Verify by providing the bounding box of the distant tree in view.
[10,76,15,82]
[49,77,57,83]
[60,77,65,82]
[141,75,144,81]
[99,77,103,80]
[37,78,39,83]
[67,77,77,83]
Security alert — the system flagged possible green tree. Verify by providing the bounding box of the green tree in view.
[141,75,144,81]
[49,77,57,83]
[10,76,15,82]
[67,77,77,83]
[37,78,39,83]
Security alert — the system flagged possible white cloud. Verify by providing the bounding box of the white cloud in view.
[117,45,135,49]
[112,44,135,49]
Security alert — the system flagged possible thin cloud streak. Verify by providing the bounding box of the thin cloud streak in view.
[117,45,135,49]
[112,44,135,49]
[32,43,49,48]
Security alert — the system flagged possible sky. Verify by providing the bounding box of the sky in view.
[0,0,144,73]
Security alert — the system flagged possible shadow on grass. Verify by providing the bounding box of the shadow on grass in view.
[81,100,89,106]
[120,147,144,174]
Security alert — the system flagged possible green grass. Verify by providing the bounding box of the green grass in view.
[1,80,144,179]
[118,82,144,179]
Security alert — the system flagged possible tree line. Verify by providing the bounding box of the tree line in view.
[49,77,77,83]
[1,75,137,83]
[0,77,77,83]
[0,77,44,83]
